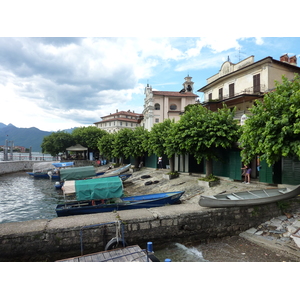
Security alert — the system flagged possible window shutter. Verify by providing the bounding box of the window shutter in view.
[253,74,260,93]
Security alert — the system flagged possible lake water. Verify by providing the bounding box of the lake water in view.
[0,172,62,223]
[0,172,296,262]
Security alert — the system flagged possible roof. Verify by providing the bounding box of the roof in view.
[101,110,143,119]
[66,144,88,151]
[152,91,198,97]
[198,56,300,92]
[94,117,140,124]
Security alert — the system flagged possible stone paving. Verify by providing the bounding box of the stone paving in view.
[240,209,300,259]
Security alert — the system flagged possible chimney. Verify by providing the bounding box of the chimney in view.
[289,55,297,66]
[116,109,118,113]
[280,54,289,63]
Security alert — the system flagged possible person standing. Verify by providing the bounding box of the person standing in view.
[241,165,251,184]
[158,157,163,169]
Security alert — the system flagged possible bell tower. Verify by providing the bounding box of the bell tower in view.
[182,75,194,93]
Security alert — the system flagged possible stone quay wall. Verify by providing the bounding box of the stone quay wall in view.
[1,198,299,261]
[0,161,35,175]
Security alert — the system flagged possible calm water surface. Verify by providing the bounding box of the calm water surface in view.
[0,172,63,224]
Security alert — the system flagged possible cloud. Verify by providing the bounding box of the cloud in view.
[0,36,274,130]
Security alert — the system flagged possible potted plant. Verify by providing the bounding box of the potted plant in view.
[163,171,179,180]
[198,174,220,187]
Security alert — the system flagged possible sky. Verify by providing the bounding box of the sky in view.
[1,2,300,132]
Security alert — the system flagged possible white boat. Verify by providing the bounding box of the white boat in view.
[199,185,300,208]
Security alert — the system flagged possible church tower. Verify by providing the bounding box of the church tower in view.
[182,75,194,93]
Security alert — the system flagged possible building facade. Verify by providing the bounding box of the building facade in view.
[197,54,300,184]
[94,109,143,133]
[198,54,300,123]
[142,76,198,130]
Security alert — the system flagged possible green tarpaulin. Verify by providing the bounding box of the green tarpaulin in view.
[75,176,123,201]
[60,166,96,181]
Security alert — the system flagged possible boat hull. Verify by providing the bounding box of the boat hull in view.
[199,185,300,208]
[27,172,60,180]
[56,191,184,217]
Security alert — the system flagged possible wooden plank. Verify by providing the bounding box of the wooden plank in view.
[56,245,149,262]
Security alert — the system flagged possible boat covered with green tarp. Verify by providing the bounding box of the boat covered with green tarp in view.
[62,176,124,200]
[60,166,105,181]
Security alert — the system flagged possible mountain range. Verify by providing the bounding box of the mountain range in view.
[0,123,74,152]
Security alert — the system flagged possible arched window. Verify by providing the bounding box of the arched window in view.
[170,104,177,110]
[154,103,160,110]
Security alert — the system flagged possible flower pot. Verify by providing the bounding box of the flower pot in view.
[163,174,179,180]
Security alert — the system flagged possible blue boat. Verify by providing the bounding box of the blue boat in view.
[56,176,184,217]
[27,161,75,180]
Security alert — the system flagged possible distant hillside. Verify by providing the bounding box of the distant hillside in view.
[0,124,52,152]
[0,124,77,152]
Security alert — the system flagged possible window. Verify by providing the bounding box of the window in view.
[170,104,177,110]
[120,121,122,126]
[219,88,223,100]
[229,83,234,97]
[155,118,159,123]
[208,93,212,100]
[253,74,260,93]
[154,103,160,110]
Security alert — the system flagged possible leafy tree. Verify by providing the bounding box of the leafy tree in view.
[97,132,115,160]
[240,74,300,166]
[130,126,149,168]
[148,119,178,172]
[175,104,240,176]
[111,129,134,164]
[111,128,148,166]
[72,126,108,152]
[41,131,75,156]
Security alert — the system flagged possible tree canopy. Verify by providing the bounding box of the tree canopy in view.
[240,74,300,166]
[148,119,179,172]
[41,131,75,156]
[175,104,240,176]
[72,126,108,151]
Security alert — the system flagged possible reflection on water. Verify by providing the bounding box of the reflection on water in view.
[0,172,64,224]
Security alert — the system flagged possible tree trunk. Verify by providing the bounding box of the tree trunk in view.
[169,154,175,173]
[134,157,139,168]
[206,159,213,177]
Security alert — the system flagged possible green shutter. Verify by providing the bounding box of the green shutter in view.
[229,150,242,180]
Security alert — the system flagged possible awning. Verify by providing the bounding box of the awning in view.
[66,144,88,151]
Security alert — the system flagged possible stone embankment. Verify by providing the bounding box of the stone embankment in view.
[0,165,300,261]
[0,161,34,175]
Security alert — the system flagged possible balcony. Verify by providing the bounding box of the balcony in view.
[220,84,266,101]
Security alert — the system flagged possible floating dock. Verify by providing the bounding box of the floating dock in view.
[57,245,153,262]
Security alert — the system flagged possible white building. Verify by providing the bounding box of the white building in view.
[94,110,143,133]
[198,54,300,122]
[141,76,198,130]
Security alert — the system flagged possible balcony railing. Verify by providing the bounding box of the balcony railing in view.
[217,84,266,101]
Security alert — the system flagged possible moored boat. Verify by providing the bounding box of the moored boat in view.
[27,161,74,180]
[56,176,184,217]
[199,185,300,208]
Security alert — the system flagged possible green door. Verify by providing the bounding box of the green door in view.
[229,150,242,180]
[213,149,230,177]
[259,160,273,184]
[282,157,300,185]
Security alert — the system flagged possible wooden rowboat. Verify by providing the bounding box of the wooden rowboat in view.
[199,185,300,208]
